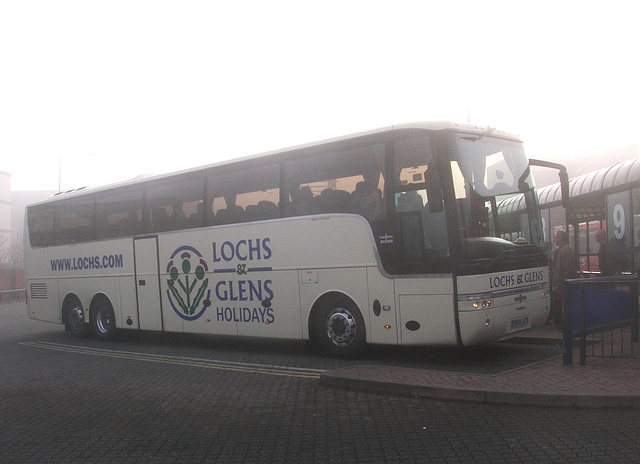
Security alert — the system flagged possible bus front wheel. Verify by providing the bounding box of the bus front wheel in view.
[91,296,117,341]
[313,295,366,359]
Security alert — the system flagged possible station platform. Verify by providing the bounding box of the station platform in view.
[320,325,640,408]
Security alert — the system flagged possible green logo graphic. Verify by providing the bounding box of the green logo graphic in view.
[166,246,211,320]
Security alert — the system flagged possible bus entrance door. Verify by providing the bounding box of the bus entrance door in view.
[134,237,164,331]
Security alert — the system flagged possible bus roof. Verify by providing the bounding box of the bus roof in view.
[30,121,523,206]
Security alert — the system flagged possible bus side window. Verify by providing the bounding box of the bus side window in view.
[207,163,280,226]
[291,186,314,216]
[218,204,246,225]
[28,205,54,247]
[150,207,170,232]
[54,198,95,245]
[395,191,424,212]
[95,187,143,239]
[189,202,204,228]
[401,214,424,262]
[422,202,449,259]
[145,178,204,233]
[351,181,384,221]
[284,142,386,221]
[258,200,278,219]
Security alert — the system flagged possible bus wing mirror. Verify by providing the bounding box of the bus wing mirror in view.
[425,169,443,213]
[559,169,569,208]
[529,158,570,208]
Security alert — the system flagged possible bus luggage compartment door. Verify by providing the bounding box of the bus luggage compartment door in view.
[395,277,457,346]
[134,237,163,331]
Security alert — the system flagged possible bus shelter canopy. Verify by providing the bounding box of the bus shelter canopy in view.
[498,157,640,223]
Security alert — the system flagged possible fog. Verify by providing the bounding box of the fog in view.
[1,0,638,191]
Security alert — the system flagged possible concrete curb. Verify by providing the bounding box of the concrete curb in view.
[319,368,640,409]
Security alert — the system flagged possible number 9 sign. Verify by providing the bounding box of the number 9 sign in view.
[613,203,625,240]
[607,192,630,248]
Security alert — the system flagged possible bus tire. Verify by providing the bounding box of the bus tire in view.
[64,295,90,338]
[313,294,366,359]
[91,296,117,341]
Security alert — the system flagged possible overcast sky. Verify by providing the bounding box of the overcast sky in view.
[1,0,638,191]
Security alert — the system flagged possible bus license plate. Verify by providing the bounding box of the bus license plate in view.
[509,316,530,331]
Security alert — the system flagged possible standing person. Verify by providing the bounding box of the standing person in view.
[550,229,577,327]
[595,228,622,276]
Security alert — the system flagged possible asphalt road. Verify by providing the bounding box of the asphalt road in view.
[2,301,640,463]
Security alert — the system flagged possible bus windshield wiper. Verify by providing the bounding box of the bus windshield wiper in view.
[485,248,517,270]
[460,127,495,142]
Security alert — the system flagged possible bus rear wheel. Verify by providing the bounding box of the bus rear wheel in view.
[91,297,117,341]
[64,296,90,338]
[314,295,366,359]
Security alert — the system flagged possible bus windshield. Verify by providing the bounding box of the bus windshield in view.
[451,134,531,198]
[446,133,545,269]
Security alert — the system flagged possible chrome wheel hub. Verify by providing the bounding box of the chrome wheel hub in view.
[326,308,357,346]
[69,306,84,329]
[96,308,112,334]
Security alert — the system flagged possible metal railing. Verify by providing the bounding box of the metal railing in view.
[0,289,26,304]
[562,276,639,365]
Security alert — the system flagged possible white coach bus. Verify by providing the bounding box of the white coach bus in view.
[25,122,550,358]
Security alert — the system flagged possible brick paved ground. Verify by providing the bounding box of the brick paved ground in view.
[3,302,640,463]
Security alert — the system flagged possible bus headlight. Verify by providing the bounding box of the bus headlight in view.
[542,286,549,298]
[459,292,493,310]
[472,299,493,309]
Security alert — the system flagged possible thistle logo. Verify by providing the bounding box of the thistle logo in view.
[166,246,211,321]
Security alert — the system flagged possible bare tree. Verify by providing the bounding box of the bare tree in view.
[11,237,24,269]
[0,232,10,267]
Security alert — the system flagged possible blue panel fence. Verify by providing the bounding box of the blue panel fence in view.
[562,276,639,366]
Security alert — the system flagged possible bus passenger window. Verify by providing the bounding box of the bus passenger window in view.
[291,186,315,216]
[54,198,95,245]
[145,178,204,232]
[28,205,54,247]
[351,181,384,221]
[284,142,386,222]
[95,188,143,239]
[395,191,425,212]
[189,202,204,227]
[207,163,280,225]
